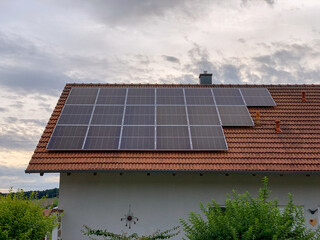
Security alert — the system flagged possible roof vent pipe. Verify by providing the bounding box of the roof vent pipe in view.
[199,71,213,85]
[255,111,261,126]
[302,91,306,102]
[275,120,282,133]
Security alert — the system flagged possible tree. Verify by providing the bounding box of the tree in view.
[0,188,58,240]
[180,177,320,240]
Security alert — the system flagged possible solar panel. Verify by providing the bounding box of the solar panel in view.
[47,126,88,150]
[124,106,154,125]
[48,86,276,151]
[187,106,220,125]
[120,126,154,150]
[127,88,155,105]
[156,89,184,105]
[83,126,121,150]
[157,126,190,150]
[217,106,254,126]
[58,105,93,125]
[213,88,245,106]
[157,106,187,125]
[190,126,227,150]
[91,106,124,125]
[240,88,276,106]
[97,88,126,105]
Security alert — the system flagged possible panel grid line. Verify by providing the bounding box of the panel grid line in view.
[81,88,101,149]
[118,88,129,149]
[238,88,247,106]
[210,89,223,126]
[182,88,193,150]
[154,88,157,150]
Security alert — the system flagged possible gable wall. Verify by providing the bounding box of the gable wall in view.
[59,172,320,240]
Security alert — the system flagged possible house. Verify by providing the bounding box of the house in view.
[26,74,320,240]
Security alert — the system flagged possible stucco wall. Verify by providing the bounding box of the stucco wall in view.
[59,172,320,240]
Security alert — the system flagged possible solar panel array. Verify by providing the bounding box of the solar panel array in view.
[47,87,275,151]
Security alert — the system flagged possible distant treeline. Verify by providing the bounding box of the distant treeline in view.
[0,188,59,199]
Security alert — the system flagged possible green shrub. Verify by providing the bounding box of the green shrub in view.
[0,188,58,240]
[180,177,320,240]
[82,225,180,240]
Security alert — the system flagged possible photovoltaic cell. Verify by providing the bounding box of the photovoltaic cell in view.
[66,95,97,104]
[157,96,185,105]
[120,126,154,150]
[190,126,227,150]
[124,106,154,125]
[185,96,215,105]
[58,115,91,125]
[213,88,245,106]
[91,106,124,125]
[99,88,127,96]
[58,105,94,125]
[217,106,254,126]
[62,105,94,115]
[187,106,220,125]
[156,88,184,105]
[70,88,99,96]
[157,106,187,125]
[157,126,190,150]
[52,126,88,137]
[96,96,126,105]
[157,88,184,96]
[47,137,86,150]
[83,126,121,149]
[127,88,154,105]
[47,126,88,150]
[240,88,276,106]
[84,137,120,150]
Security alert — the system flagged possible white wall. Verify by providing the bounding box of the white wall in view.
[59,172,320,240]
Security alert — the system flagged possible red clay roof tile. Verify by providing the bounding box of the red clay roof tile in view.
[25,83,320,173]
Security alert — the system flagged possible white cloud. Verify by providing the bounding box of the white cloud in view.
[1,0,320,191]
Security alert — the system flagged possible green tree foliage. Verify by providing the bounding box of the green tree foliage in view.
[1,188,60,199]
[82,225,180,240]
[180,177,320,240]
[0,189,58,240]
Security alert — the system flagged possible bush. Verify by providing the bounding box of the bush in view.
[82,225,180,240]
[180,177,320,240]
[0,188,58,240]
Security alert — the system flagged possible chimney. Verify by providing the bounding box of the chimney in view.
[302,91,306,102]
[275,120,282,133]
[199,71,212,85]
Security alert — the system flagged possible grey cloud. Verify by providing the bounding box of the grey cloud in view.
[20,119,47,126]
[221,64,241,83]
[241,0,275,7]
[64,0,211,26]
[251,42,320,84]
[0,131,37,151]
[162,55,180,64]
[5,117,18,123]
[0,67,72,96]
[0,107,8,112]
[9,101,24,109]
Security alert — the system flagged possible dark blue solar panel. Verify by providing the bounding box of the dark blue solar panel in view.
[217,106,254,126]
[240,88,276,106]
[49,86,274,151]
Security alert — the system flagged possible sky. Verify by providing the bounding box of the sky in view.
[1,0,320,193]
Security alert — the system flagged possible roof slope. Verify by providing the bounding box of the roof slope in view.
[26,84,320,173]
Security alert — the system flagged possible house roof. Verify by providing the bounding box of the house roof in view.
[25,83,320,173]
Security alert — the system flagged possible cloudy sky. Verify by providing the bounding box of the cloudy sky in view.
[1,0,320,192]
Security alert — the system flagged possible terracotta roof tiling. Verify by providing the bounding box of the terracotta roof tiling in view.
[25,83,320,173]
